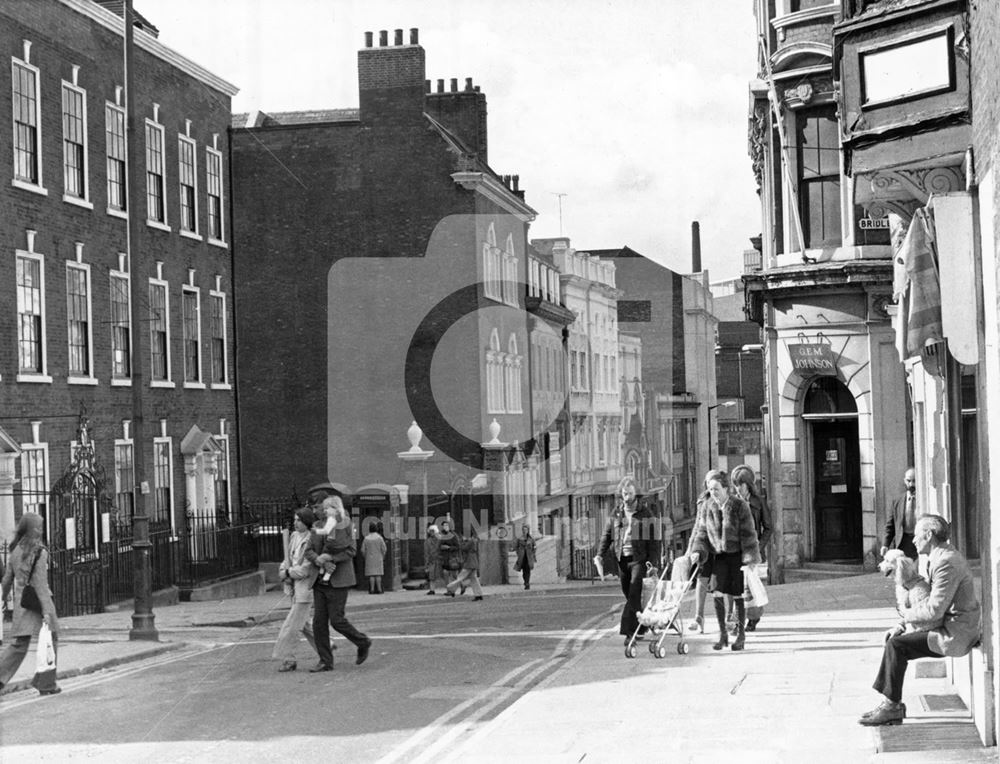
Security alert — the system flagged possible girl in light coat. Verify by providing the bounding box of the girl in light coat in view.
[0,512,61,695]
[272,507,320,671]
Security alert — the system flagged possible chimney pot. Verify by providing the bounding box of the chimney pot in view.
[474,85,481,92]
[425,79,431,93]
[394,29,403,46]
[513,174,520,191]
[410,28,419,45]
[364,31,373,48]
[450,78,458,92]
[465,77,474,91]
[379,30,388,46]
[691,221,702,273]
[437,78,444,93]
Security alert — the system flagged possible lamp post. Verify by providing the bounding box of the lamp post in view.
[707,401,737,469]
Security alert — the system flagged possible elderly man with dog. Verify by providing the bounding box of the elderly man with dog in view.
[860,514,980,726]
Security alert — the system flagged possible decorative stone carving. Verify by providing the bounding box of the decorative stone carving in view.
[748,99,768,193]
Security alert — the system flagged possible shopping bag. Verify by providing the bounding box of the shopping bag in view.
[35,623,57,679]
[640,563,660,609]
[743,565,769,608]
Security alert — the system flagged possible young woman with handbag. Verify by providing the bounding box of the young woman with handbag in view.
[0,513,61,695]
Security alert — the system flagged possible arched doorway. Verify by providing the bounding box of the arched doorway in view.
[804,377,862,561]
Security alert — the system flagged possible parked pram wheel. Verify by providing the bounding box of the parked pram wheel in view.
[677,642,689,655]
[625,644,638,659]
[655,645,668,659]
[648,641,656,654]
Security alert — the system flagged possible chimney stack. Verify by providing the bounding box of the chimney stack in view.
[358,27,427,125]
[691,221,702,273]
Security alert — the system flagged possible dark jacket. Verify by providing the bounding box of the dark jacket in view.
[690,495,760,566]
[747,494,772,555]
[882,491,916,549]
[438,530,462,570]
[515,535,536,569]
[459,536,480,571]
[598,503,655,565]
[306,525,358,589]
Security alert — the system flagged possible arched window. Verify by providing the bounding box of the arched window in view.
[505,333,522,413]
[483,223,501,301]
[486,328,504,413]
[803,377,857,416]
[502,233,518,306]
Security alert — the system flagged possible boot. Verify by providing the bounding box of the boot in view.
[731,598,746,651]
[712,597,728,650]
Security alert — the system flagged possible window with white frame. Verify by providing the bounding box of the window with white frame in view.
[110,271,131,380]
[182,287,202,384]
[502,233,518,306]
[106,103,126,212]
[206,147,224,242]
[215,434,231,522]
[483,223,501,301]
[12,56,42,187]
[66,262,93,378]
[486,328,504,414]
[62,82,88,201]
[114,440,134,521]
[178,135,198,233]
[505,333,523,413]
[209,291,228,385]
[16,252,46,376]
[152,437,172,528]
[148,280,171,382]
[19,444,48,517]
[145,119,166,223]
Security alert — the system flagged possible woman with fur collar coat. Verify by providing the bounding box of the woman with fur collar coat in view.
[688,470,760,651]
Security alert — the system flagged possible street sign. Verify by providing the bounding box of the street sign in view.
[789,343,837,375]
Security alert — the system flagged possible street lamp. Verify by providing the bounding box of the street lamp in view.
[707,401,737,468]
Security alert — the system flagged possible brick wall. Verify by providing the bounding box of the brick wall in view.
[0,1,238,527]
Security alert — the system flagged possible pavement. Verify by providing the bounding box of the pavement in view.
[1,571,995,762]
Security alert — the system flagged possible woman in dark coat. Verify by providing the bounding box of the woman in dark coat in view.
[688,470,760,651]
[0,513,61,694]
[731,464,772,631]
[514,525,537,590]
[437,520,461,589]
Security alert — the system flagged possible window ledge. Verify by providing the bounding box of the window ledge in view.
[150,379,176,389]
[63,194,93,210]
[107,207,128,220]
[12,179,48,196]
[110,378,133,387]
[17,373,53,384]
[68,375,99,386]
[146,220,172,233]
[210,382,233,391]
[207,237,228,249]
[179,229,203,242]
[183,381,206,390]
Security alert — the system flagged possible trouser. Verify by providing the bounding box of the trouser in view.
[522,564,532,587]
[0,633,58,691]
[446,568,483,596]
[313,586,369,668]
[617,556,644,636]
[426,563,442,590]
[272,602,312,662]
[873,631,941,702]
[896,533,917,561]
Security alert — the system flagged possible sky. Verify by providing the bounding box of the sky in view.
[138,0,761,282]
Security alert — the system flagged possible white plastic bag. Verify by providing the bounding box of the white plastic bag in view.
[36,622,56,674]
[744,565,769,608]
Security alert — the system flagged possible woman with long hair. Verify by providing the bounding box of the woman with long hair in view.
[685,471,718,634]
[272,507,319,672]
[688,470,760,651]
[0,513,61,695]
[730,465,772,631]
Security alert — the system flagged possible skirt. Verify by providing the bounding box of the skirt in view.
[705,551,744,597]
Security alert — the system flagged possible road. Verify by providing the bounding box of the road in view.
[0,588,623,763]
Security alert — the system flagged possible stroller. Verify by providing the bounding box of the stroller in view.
[625,556,699,659]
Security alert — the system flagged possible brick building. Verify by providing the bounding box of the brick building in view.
[230,29,538,585]
[0,0,240,610]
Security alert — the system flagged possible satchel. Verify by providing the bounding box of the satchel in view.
[20,550,43,614]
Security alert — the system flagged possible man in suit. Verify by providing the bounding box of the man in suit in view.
[881,467,919,560]
[596,477,656,643]
[860,514,981,726]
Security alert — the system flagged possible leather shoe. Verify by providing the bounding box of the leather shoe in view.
[861,701,905,720]
[278,661,297,672]
[444,590,456,598]
[308,662,333,673]
[356,640,372,665]
[38,687,62,696]
[473,596,483,601]
[858,701,905,726]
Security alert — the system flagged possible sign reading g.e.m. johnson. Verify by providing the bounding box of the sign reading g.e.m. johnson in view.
[789,343,837,375]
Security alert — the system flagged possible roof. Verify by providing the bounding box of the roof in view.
[585,246,646,259]
[232,109,360,128]
[90,0,159,36]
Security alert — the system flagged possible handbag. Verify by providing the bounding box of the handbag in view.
[19,550,43,614]
[743,564,769,608]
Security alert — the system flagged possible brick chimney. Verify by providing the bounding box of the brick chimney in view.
[358,28,425,125]
[424,73,489,162]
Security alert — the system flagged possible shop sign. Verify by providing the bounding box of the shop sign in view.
[789,343,837,375]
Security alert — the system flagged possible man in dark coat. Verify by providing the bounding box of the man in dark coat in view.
[597,477,656,643]
[881,467,918,560]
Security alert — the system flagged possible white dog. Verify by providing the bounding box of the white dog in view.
[877,549,935,632]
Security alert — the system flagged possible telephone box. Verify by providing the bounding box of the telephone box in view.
[352,484,404,591]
